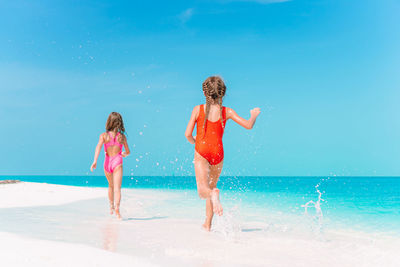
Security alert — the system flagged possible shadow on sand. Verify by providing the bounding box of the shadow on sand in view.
[124,216,168,221]
[241,228,263,232]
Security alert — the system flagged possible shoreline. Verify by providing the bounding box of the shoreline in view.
[0,180,21,184]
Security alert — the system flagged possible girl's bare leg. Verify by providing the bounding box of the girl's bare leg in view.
[194,151,223,227]
[194,151,212,198]
[104,170,114,214]
[204,199,213,231]
[203,161,224,231]
[113,165,123,219]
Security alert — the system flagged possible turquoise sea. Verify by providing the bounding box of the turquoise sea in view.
[3,175,399,235]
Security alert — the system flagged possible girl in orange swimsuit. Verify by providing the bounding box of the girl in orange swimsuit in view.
[90,112,130,219]
[185,76,261,231]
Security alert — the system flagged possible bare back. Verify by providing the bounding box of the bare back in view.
[203,104,223,122]
[103,132,124,156]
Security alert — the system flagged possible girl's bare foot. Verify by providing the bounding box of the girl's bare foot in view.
[202,223,211,232]
[211,189,223,216]
[202,217,212,231]
[115,208,122,220]
[110,203,115,215]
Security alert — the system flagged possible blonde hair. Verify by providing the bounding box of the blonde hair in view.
[106,112,125,134]
[202,76,227,130]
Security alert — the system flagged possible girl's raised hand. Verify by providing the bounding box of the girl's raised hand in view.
[90,162,97,172]
[250,108,261,118]
[227,107,260,129]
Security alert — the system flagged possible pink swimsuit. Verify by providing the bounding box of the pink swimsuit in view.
[104,132,123,173]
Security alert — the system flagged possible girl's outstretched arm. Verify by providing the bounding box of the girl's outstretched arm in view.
[185,106,200,144]
[227,107,261,129]
[121,135,130,157]
[90,133,105,172]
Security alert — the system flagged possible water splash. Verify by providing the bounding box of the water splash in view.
[302,183,324,233]
[212,206,242,241]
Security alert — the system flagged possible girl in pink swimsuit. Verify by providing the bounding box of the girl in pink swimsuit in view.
[90,112,130,219]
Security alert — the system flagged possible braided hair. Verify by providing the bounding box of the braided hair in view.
[202,76,227,132]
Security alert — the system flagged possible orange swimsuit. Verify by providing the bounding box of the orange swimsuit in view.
[195,104,227,165]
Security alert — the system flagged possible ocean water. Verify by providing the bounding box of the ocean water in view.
[2,175,399,235]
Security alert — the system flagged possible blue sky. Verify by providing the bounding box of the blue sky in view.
[0,0,399,176]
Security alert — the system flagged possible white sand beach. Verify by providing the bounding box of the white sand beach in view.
[0,182,156,267]
[1,182,399,267]
[0,232,156,267]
